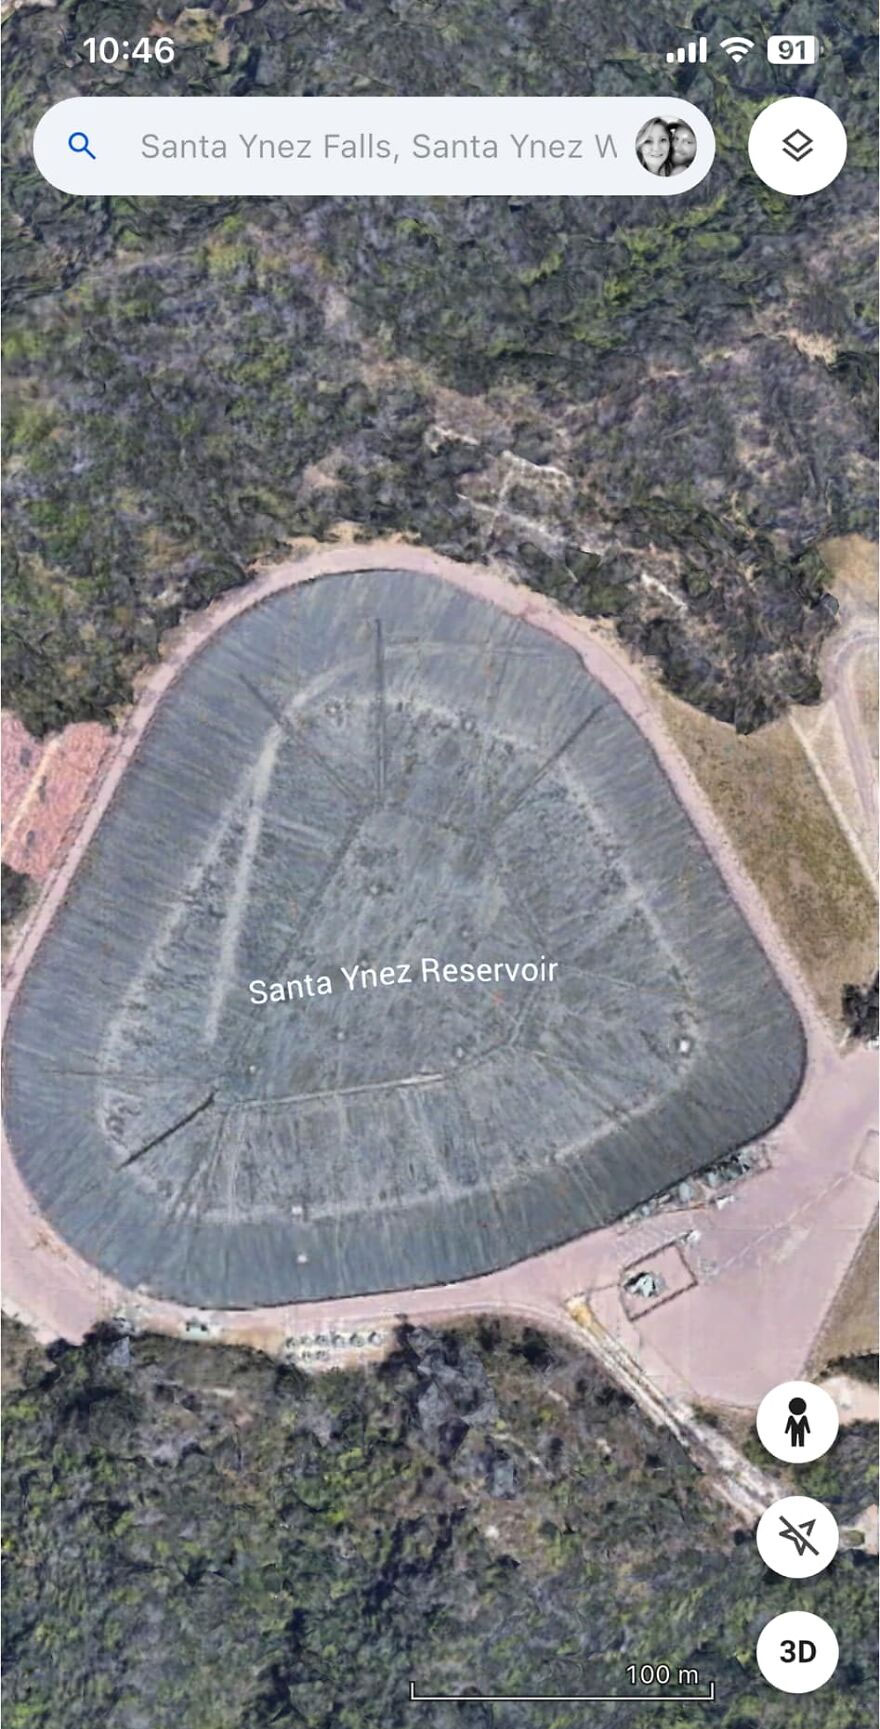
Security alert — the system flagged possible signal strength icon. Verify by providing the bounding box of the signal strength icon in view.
[666,36,707,63]
[719,36,755,62]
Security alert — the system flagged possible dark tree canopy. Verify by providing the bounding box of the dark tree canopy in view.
[842,972,879,1044]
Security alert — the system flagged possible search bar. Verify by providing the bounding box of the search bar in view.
[33,97,715,196]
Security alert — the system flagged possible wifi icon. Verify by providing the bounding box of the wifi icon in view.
[720,36,755,62]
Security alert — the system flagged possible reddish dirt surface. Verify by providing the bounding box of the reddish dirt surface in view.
[1,711,112,881]
[3,544,877,1416]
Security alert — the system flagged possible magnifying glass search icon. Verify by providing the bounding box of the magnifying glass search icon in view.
[68,131,96,160]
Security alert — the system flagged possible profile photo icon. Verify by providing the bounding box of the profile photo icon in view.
[635,116,698,178]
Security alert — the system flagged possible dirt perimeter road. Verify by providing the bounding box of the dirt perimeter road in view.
[3,543,877,1416]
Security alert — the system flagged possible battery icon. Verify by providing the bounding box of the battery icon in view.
[767,34,820,64]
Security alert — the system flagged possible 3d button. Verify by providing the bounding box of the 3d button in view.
[756,1494,839,1578]
[748,97,847,195]
[756,1379,839,1464]
[756,1611,839,1694]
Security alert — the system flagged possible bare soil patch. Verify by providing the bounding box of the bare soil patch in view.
[810,1217,879,1373]
[821,534,878,612]
[658,695,877,1025]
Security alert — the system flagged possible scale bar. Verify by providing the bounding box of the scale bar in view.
[410,1680,716,1704]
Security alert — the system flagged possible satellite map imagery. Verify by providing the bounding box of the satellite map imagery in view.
[1,3,878,1726]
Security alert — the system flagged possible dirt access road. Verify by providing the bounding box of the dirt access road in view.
[3,542,877,1424]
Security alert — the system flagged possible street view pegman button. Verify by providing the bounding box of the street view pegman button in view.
[755,1379,839,1464]
[748,97,847,195]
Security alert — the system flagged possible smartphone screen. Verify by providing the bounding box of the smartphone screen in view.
[3,8,877,1724]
